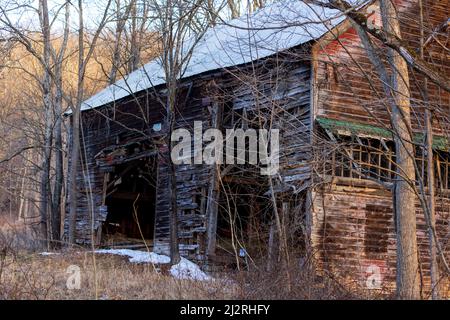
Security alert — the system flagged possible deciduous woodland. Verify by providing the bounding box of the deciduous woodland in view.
[0,0,448,300]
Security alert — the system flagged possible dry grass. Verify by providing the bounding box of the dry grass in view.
[0,249,237,300]
[0,248,403,300]
[0,220,403,300]
[0,220,237,300]
[227,260,389,300]
[0,218,42,252]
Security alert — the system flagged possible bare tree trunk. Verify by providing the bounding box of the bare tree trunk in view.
[109,0,133,84]
[152,0,207,264]
[419,0,440,299]
[206,100,222,256]
[39,0,52,245]
[252,0,264,12]
[51,1,70,246]
[109,0,124,84]
[68,0,85,244]
[380,0,419,299]
[67,0,112,244]
[165,11,181,262]
[227,0,239,19]
[51,82,63,245]
[167,83,180,264]
[424,103,440,299]
[128,0,140,73]
[67,108,80,244]
[18,165,27,221]
[206,0,217,26]
[268,180,292,291]
[161,0,181,266]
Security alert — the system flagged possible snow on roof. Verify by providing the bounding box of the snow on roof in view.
[79,0,348,112]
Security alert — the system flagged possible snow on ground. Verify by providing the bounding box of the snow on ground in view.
[170,257,211,281]
[40,252,60,256]
[95,249,210,281]
[95,249,170,264]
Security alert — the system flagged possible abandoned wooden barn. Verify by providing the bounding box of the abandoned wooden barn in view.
[65,0,449,294]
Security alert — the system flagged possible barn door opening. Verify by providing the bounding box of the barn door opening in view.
[214,176,273,267]
[102,156,157,246]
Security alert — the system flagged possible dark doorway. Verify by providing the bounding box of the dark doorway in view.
[216,177,273,261]
[103,157,157,243]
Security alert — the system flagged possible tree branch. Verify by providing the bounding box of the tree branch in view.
[316,0,450,92]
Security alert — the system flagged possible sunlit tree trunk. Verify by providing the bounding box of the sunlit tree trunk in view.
[38,0,52,245]
[380,0,419,299]
[51,1,70,246]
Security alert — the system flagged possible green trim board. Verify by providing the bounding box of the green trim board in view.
[316,117,449,151]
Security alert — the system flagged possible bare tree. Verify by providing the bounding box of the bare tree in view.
[109,0,133,84]
[37,0,52,245]
[67,0,113,244]
[329,0,420,299]
[149,0,209,264]
[0,1,72,246]
[380,0,419,299]
[227,0,240,18]
[418,0,440,299]
[50,1,71,245]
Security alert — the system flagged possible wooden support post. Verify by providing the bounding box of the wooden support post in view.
[102,172,109,206]
[266,220,279,271]
[281,201,289,260]
[206,97,223,257]
[246,194,257,240]
[206,172,219,256]
[96,172,109,245]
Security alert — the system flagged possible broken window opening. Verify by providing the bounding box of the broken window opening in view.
[322,133,450,191]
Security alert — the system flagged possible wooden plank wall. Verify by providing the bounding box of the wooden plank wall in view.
[64,92,166,244]
[152,82,218,258]
[311,184,450,296]
[64,77,232,259]
[64,52,315,262]
[314,0,450,136]
[222,58,313,193]
[311,0,450,296]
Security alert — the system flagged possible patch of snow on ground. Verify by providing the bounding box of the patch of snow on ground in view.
[95,249,210,281]
[40,252,60,256]
[95,249,170,264]
[170,257,211,281]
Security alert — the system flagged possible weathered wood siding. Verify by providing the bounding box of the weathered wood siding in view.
[311,183,449,296]
[64,82,218,259]
[222,57,313,192]
[65,51,314,261]
[314,0,450,136]
[64,93,165,244]
[310,0,450,296]
[153,82,219,257]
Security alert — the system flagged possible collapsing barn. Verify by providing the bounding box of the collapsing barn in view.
[65,0,449,294]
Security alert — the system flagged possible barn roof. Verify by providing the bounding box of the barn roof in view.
[79,0,351,112]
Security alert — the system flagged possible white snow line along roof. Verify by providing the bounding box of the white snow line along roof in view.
[76,0,349,114]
